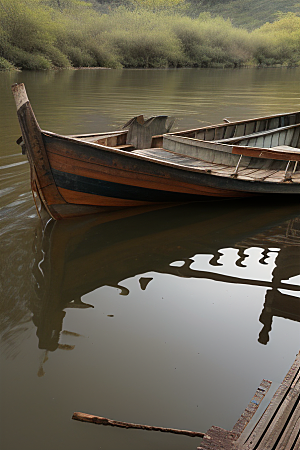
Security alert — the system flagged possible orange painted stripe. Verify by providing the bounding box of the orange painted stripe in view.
[48,150,242,198]
[57,187,156,207]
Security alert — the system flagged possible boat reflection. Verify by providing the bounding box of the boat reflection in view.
[238,217,300,344]
[31,199,300,366]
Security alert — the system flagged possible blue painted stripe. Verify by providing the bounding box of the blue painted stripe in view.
[51,168,202,202]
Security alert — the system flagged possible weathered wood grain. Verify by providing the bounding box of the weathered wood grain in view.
[12,83,67,219]
[72,412,206,438]
[232,145,300,161]
[242,351,300,450]
[197,352,300,450]
[12,83,300,220]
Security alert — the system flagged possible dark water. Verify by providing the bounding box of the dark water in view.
[0,68,300,450]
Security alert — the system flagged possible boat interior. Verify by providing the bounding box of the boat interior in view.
[70,114,172,151]
[51,112,300,184]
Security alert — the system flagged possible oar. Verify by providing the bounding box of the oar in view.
[72,412,206,438]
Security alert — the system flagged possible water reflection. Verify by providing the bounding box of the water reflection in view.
[29,200,300,368]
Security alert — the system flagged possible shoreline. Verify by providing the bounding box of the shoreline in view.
[1,64,299,72]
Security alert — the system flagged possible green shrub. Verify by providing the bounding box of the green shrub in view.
[103,8,184,67]
[62,46,97,67]
[0,0,299,70]
[0,56,15,70]
[8,47,52,70]
[111,30,182,67]
[88,43,122,68]
[44,46,71,68]
[252,13,300,66]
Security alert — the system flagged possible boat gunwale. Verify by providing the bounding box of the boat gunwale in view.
[43,129,223,174]
[42,130,300,188]
[44,123,300,164]
[68,130,127,139]
[165,110,300,137]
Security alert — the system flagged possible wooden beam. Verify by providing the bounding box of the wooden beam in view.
[232,145,300,161]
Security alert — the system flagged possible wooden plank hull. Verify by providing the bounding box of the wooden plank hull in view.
[12,83,300,220]
[44,133,256,208]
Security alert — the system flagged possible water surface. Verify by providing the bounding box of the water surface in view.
[1,68,300,450]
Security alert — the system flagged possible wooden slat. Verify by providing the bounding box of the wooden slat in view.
[47,148,245,199]
[47,150,208,195]
[291,127,300,147]
[245,122,256,135]
[242,352,300,450]
[269,117,280,129]
[214,126,226,140]
[169,110,300,140]
[276,399,300,449]
[205,128,216,140]
[232,146,300,161]
[232,380,272,437]
[213,123,300,145]
[235,123,246,136]
[224,124,236,139]
[133,149,294,184]
[133,149,238,176]
[255,370,300,449]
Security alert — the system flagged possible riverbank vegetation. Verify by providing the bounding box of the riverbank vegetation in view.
[0,0,299,70]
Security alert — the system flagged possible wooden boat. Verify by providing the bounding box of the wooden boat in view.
[12,83,300,220]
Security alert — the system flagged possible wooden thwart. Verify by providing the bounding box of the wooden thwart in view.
[72,412,207,438]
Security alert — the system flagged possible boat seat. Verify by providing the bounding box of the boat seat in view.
[232,144,300,161]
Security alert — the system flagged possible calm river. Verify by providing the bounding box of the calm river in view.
[1,68,300,450]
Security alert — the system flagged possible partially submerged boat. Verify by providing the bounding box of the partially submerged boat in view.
[12,83,300,220]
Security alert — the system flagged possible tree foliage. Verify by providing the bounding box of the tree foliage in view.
[129,0,185,11]
[252,13,300,66]
[0,0,299,70]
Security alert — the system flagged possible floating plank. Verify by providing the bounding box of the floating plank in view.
[72,412,206,438]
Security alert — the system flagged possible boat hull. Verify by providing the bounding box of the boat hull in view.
[12,83,300,220]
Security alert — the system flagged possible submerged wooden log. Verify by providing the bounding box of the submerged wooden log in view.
[72,412,206,438]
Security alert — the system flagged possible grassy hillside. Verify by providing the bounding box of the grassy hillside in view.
[191,0,300,29]
[95,0,300,28]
